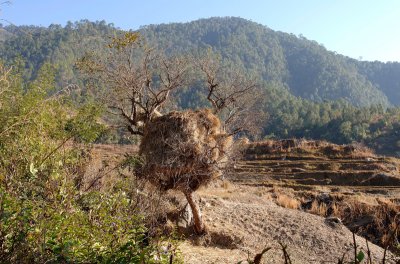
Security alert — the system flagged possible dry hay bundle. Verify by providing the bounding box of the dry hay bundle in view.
[139,109,232,192]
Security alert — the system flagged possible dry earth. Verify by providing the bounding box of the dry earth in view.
[177,184,396,263]
[84,142,400,263]
[176,140,400,263]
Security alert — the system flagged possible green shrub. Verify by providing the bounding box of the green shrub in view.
[0,63,182,263]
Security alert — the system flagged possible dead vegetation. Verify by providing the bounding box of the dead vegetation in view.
[334,196,399,252]
[139,109,233,234]
[139,109,232,192]
[297,193,400,253]
[275,194,300,210]
[236,188,400,260]
[245,139,376,159]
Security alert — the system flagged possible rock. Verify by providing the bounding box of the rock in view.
[177,203,193,229]
[325,217,342,227]
[291,168,306,173]
[317,192,332,204]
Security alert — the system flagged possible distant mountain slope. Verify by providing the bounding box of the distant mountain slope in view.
[0,17,399,106]
[356,60,400,106]
[0,21,119,85]
[140,17,392,106]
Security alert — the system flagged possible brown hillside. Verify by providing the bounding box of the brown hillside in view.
[83,141,400,263]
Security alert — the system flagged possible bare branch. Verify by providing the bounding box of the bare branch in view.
[194,51,263,137]
[77,33,190,135]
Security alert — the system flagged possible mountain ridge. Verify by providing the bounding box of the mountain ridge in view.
[1,17,398,106]
[140,17,394,106]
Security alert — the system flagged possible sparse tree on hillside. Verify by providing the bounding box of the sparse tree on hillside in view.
[195,50,265,137]
[77,32,190,135]
[77,33,260,234]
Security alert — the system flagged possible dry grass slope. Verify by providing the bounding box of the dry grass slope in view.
[82,140,400,263]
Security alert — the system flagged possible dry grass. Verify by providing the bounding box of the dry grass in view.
[221,179,233,189]
[276,194,300,209]
[330,202,340,216]
[338,197,400,249]
[253,187,272,198]
[245,139,376,159]
[352,193,381,206]
[297,192,400,251]
[139,109,233,192]
[308,200,328,216]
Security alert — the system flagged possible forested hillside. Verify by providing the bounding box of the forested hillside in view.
[0,17,399,155]
[0,20,118,86]
[141,17,392,107]
[2,17,400,106]
[357,60,400,106]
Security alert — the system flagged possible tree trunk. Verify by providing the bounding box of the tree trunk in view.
[183,191,205,234]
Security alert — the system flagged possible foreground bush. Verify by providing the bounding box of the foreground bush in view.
[0,187,180,263]
[0,63,181,263]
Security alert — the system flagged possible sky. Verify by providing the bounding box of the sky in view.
[1,0,400,62]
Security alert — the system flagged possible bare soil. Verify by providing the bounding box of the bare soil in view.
[173,183,395,263]
[85,141,400,263]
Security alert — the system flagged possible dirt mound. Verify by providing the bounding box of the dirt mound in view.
[179,185,395,263]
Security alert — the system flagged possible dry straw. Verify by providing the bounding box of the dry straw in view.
[139,109,232,192]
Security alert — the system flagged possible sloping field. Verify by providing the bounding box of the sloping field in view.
[85,141,400,263]
[226,140,400,257]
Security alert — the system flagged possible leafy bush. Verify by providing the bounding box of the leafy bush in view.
[0,63,181,263]
[0,188,181,263]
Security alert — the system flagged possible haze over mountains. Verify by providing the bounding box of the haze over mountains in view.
[1,17,399,107]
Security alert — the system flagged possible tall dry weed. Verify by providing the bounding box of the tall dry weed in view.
[276,194,300,210]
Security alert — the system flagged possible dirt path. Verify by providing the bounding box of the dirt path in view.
[179,185,395,263]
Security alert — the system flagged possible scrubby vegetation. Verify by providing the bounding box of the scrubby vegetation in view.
[0,63,182,263]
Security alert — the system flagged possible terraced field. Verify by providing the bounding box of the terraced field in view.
[227,140,400,251]
[230,140,400,196]
[233,158,400,196]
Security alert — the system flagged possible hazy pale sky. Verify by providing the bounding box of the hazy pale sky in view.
[2,0,400,62]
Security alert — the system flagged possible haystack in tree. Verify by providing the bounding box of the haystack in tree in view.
[77,33,261,234]
[140,109,231,233]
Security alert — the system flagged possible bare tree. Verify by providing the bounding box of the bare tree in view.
[77,33,190,135]
[77,34,261,234]
[195,50,265,138]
